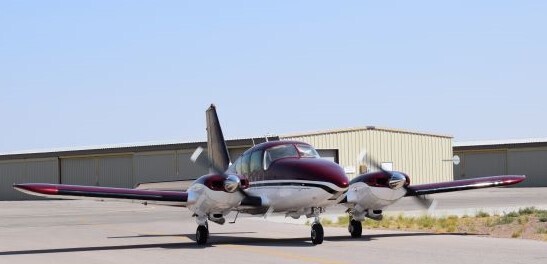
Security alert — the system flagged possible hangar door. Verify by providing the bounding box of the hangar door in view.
[317,149,339,163]
[61,155,134,188]
[0,158,59,200]
[177,150,209,180]
[134,151,177,184]
[508,149,547,187]
[458,151,506,179]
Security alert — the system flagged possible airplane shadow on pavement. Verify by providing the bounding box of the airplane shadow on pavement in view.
[0,232,474,256]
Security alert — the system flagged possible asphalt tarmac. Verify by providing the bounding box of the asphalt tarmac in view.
[0,188,546,264]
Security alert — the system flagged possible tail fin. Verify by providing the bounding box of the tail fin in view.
[206,104,231,173]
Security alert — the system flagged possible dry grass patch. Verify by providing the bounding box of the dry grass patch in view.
[324,207,547,241]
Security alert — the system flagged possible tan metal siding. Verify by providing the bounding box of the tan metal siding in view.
[61,157,97,186]
[282,129,453,184]
[134,151,177,184]
[0,158,59,200]
[507,148,547,187]
[177,150,209,180]
[455,151,507,179]
[98,155,134,188]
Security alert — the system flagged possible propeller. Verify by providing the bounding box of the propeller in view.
[191,147,248,197]
[358,149,436,212]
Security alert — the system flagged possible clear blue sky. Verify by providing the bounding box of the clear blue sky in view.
[1,1,546,153]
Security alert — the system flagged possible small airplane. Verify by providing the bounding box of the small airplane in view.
[14,105,525,245]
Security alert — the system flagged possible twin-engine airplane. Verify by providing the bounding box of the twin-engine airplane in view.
[14,105,525,245]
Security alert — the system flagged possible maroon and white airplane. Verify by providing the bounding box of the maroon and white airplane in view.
[14,105,525,245]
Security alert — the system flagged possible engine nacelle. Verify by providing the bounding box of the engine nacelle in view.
[345,171,409,220]
[187,174,247,218]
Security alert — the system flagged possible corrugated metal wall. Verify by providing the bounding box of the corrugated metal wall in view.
[455,147,547,187]
[0,158,59,200]
[61,155,134,187]
[282,129,453,184]
[177,150,209,180]
[452,151,506,180]
[98,155,134,187]
[134,151,178,184]
[507,148,547,187]
[61,157,97,185]
[1,143,257,200]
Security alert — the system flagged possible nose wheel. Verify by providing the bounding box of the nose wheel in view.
[196,224,209,245]
[348,219,362,238]
[311,223,324,244]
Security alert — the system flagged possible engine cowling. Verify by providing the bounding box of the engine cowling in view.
[345,171,410,219]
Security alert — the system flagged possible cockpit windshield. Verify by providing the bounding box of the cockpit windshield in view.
[265,144,298,163]
[296,144,320,158]
[264,143,319,169]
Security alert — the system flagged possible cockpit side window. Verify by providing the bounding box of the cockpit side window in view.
[296,144,320,158]
[263,144,299,170]
[232,156,242,175]
[241,152,251,176]
[250,150,263,173]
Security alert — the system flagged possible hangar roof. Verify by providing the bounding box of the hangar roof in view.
[454,137,547,150]
[281,126,452,139]
[0,136,279,161]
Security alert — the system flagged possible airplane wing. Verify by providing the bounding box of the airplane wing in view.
[405,175,525,196]
[13,183,188,206]
[135,180,194,191]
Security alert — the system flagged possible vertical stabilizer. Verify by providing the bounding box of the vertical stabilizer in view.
[206,104,231,172]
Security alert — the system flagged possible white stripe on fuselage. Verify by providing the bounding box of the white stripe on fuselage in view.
[247,180,347,212]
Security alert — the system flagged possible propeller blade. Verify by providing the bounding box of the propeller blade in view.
[191,147,227,176]
[191,147,249,197]
[414,195,437,213]
[358,149,391,175]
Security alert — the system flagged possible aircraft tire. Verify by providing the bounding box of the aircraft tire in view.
[311,223,324,245]
[349,219,362,238]
[196,225,209,245]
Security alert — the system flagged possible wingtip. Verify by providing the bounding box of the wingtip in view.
[12,183,59,195]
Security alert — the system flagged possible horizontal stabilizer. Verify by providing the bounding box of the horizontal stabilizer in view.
[405,175,525,196]
[14,183,188,206]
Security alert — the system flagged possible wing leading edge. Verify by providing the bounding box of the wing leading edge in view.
[405,175,525,196]
[13,183,188,206]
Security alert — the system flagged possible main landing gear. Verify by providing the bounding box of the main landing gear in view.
[348,218,362,238]
[311,221,324,245]
[195,215,209,245]
[196,224,209,245]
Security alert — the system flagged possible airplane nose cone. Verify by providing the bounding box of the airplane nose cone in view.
[316,160,349,189]
[273,158,349,189]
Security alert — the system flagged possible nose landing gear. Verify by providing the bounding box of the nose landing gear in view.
[309,207,325,245]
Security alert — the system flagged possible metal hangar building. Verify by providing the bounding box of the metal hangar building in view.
[2,126,453,200]
[453,138,547,187]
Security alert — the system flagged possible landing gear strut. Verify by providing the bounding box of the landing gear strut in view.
[196,224,209,245]
[348,219,362,238]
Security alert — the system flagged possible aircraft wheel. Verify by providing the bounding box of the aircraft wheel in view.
[311,223,324,245]
[196,225,209,245]
[348,219,362,238]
